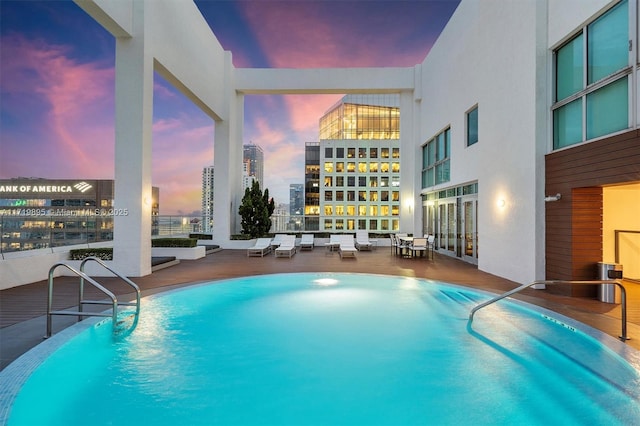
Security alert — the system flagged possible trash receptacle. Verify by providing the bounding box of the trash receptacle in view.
[597,262,622,303]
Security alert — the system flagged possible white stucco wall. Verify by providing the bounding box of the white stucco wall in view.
[418,0,545,284]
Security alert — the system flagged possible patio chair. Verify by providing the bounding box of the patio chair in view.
[426,235,435,259]
[300,234,315,250]
[409,237,428,258]
[355,230,373,251]
[247,238,273,257]
[275,235,297,258]
[338,235,357,259]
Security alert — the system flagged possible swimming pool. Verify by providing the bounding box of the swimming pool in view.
[1,273,639,425]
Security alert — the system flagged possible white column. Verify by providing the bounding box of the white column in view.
[212,92,244,244]
[399,90,417,234]
[112,1,153,276]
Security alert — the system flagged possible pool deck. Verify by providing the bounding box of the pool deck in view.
[1,248,639,370]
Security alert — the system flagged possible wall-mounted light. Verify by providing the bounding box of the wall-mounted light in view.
[544,193,561,202]
[497,199,506,208]
[143,197,151,206]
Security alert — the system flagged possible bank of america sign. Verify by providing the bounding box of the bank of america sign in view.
[74,182,93,193]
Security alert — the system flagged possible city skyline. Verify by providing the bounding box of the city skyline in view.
[0,0,461,214]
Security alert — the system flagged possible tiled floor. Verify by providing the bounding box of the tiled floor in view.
[1,247,639,370]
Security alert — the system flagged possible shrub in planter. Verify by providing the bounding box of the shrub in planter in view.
[69,248,113,261]
[151,238,197,248]
[189,233,212,240]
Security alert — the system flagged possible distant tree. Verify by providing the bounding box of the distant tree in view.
[239,181,274,238]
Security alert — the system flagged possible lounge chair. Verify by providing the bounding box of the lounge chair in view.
[247,238,273,257]
[355,231,373,251]
[275,235,297,258]
[325,234,341,253]
[338,235,357,259]
[270,234,286,250]
[300,234,314,250]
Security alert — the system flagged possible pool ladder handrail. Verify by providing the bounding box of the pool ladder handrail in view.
[468,279,629,341]
[46,257,141,338]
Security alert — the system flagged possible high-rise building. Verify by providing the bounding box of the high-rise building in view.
[241,162,257,193]
[201,166,214,232]
[305,94,401,232]
[289,183,304,230]
[243,144,264,187]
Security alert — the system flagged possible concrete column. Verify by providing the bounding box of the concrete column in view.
[399,90,417,234]
[112,1,153,276]
[212,92,244,244]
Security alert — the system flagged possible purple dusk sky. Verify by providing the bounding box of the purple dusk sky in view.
[0,0,460,215]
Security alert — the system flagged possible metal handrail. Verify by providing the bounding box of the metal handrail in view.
[79,257,141,317]
[468,280,629,341]
[46,263,118,338]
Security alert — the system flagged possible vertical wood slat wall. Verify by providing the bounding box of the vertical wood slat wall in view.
[545,129,640,296]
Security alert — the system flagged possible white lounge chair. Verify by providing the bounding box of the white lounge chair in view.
[270,234,286,250]
[247,238,273,257]
[275,235,297,258]
[300,234,314,250]
[355,231,373,251]
[338,235,357,259]
[325,234,341,253]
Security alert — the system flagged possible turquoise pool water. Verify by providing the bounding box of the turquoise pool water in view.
[2,273,640,425]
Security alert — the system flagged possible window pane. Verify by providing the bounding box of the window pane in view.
[586,77,628,139]
[588,0,628,84]
[553,98,583,149]
[467,107,478,146]
[556,34,584,101]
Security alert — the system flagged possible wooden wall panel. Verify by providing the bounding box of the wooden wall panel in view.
[545,129,640,297]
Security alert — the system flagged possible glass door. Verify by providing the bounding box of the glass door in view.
[437,199,457,257]
[462,197,478,264]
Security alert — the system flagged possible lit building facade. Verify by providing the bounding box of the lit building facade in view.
[0,178,159,252]
[201,166,214,232]
[306,94,401,232]
[243,144,264,187]
[288,183,304,231]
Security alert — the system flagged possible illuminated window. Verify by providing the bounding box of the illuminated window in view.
[325,191,333,201]
[392,148,400,158]
[381,148,389,158]
[391,177,400,187]
[358,162,367,173]
[347,220,355,230]
[324,162,333,173]
[347,205,356,215]
[381,163,389,173]
[391,163,400,173]
[358,191,367,201]
[336,162,344,172]
[324,219,333,230]
[336,205,345,215]
[369,162,378,173]
[381,206,390,215]
[392,191,399,201]
[359,148,367,158]
[335,219,344,229]
[370,191,378,201]
[347,148,355,158]
[336,176,344,186]
[392,205,400,215]
[324,206,333,215]
[324,177,333,187]
[381,219,389,231]
[358,206,367,216]
[370,205,378,216]
[347,162,356,172]
[370,148,378,158]
[369,177,378,187]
